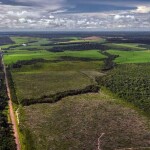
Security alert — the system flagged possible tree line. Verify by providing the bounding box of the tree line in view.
[48,43,108,52]
[21,84,99,106]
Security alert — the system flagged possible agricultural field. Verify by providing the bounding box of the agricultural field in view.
[0,32,150,150]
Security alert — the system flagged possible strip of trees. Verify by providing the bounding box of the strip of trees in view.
[21,85,99,106]
[48,43,108,52]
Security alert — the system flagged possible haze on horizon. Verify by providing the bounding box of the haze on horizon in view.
[0,0,150,31]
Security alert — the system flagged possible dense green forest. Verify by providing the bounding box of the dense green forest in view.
[97,63,150,114]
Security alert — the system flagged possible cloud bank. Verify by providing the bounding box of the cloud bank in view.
[0,0,149,30]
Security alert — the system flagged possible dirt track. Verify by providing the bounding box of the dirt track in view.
[2,56,21,150]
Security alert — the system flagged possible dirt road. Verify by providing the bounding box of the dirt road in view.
[1,55,21,150]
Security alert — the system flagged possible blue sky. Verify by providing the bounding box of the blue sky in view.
[0,0,150,30]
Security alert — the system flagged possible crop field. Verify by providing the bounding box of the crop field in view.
[20,90,150,150]
[1,33,150,150]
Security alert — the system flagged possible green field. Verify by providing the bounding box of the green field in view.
[10,36,39,44]
[20,90,150,150]
[4,50,106,65]
[107,50,150,64]
[13,71,92,101]
[13,60,103,72]
[11,60,103,102]
[106,43,147,51]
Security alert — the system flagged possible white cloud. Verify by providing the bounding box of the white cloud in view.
[49,15,55,19]
[114,14,135,20]
[133,6,150,13]
[114,14,122,20]
[0,1,149,30]
[7,11,28,17]
[19,18,26,23]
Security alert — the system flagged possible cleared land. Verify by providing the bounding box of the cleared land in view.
[20,90,150,150]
